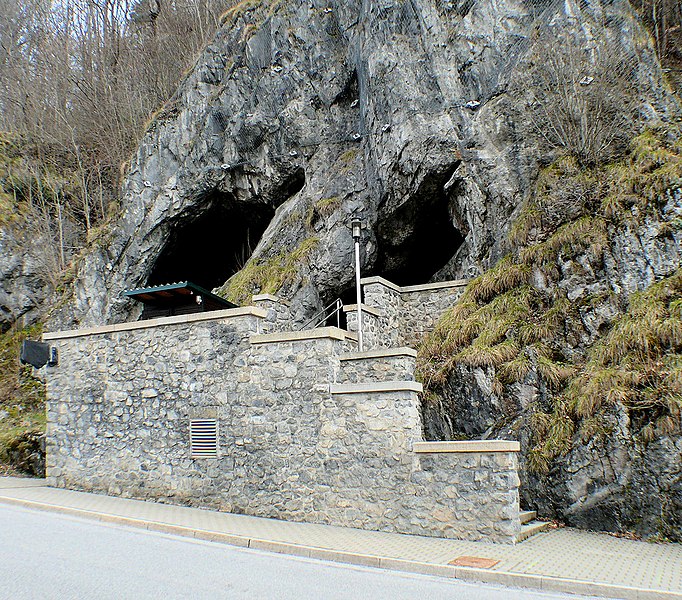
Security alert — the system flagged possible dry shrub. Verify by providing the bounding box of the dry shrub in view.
[520,26,638,165]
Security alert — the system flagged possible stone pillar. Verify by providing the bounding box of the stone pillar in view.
[344,304,384,350]
[359,277,403,347]
[251,294,292,333]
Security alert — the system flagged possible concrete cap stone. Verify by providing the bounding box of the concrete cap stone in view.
[252,294,290,306]
[43,306,268,341]
[339,347,417,361]
[359,276,469,294]
[342,303,385,318]
[413,441,521,453]
[250,327,356,345]
[330,381,423,394]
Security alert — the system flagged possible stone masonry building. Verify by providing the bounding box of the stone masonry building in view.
[44,277,526,544]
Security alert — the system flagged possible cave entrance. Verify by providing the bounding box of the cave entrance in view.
[147,191,273,291]
[148,167,305,294]
[373,167,463,286]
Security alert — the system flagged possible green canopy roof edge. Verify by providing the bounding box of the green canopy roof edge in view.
[123,281,238,308]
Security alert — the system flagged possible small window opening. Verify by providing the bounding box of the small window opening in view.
[190,419,218,458]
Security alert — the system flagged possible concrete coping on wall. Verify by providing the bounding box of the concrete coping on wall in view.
[330,381,423,394]
[360,276,469,294]
[43,306,269,341]
[339,347,417,361]
[250,326,358,345]
[341,303,385,318]
[252,294,291,306]
[412,440,521,453]
[400,280,469,293]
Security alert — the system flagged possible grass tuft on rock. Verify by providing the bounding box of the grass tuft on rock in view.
[218,236,319,305]
[305,196,342,230]
[567,269,682,430]
[417,127,682,472]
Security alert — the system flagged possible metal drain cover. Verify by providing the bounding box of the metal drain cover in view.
[448,556,500,569]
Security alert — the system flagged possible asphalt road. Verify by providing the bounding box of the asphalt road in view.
[0,504,597,600]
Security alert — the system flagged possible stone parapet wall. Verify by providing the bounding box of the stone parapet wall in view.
[251,294,292,332]
[361,280,402,348]
[399,282,467,345]
[344,304,383,350]
[336,347,416,384]
[326,384,520,541]
[413,449,520,541]
[359,277,467,348]
[45,309,520,543]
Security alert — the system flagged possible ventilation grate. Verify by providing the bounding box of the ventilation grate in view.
[190,419,218,458]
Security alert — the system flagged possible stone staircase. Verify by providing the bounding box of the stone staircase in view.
[339,277,553,542]
[518,510,552,542]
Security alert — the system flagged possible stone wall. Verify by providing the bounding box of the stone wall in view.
[336,348,416,384]
[359,277,467,348]
[344,304,384,350]
[399,281,468,345]
[251,294,292,332]
[44,308,520,543]
[361,279,402,348]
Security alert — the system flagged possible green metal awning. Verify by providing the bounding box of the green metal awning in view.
[124,281,237,308]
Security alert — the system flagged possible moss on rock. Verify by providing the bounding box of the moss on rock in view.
[0,324,46,476]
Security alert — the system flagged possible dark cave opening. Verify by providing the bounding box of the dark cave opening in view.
[147,192,274,291]
[148,168,306,292]
[373,167,464,286]
[277,167,306,202]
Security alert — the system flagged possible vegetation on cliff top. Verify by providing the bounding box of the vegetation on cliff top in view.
[0,0,233,292]
[417,127,682,471]
[0,132,98,294]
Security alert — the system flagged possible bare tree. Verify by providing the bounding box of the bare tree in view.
[0,0,229,284]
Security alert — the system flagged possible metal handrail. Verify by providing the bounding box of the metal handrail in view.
[298,298,343,330]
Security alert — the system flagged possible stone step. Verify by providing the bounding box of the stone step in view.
[336,347,417,384]
[520,510,537,525]
[516,520,551,543]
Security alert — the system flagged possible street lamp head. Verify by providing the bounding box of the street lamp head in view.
[351,218,362,241]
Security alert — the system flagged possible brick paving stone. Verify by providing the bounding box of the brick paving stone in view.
[1,476,681,596]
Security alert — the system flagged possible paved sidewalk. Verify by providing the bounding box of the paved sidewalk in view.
[1,477,680,599]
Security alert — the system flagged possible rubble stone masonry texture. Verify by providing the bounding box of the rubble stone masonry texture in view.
[350,278,467,349]
[44,301,520,543]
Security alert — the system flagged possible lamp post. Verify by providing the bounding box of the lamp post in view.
[351,218,363,351]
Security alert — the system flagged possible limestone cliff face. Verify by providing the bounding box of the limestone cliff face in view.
[62,0,670,326]
[52,0,681,537]
[422,185,682,540]
[0,224,52,331]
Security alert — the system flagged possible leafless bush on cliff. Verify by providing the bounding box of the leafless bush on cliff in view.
[635,0,682,71]
[520,33,638,165]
